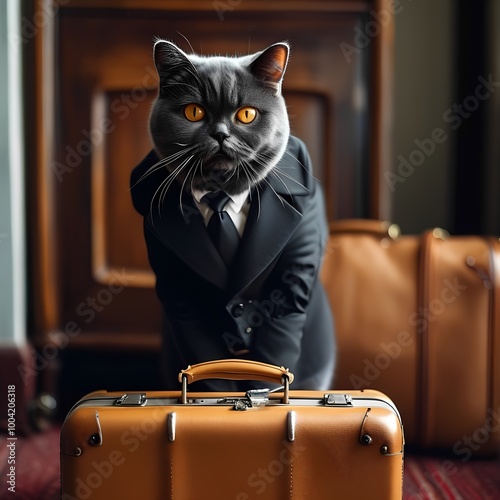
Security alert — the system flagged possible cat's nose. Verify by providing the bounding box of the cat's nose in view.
[211,123,229,146]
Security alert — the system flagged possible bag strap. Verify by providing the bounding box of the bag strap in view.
[417,230,436,446]
[417,228,450,447]
[329,219,400,239]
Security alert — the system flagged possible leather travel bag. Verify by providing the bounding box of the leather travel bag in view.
[60,359,404,499]
[320,219,500,455]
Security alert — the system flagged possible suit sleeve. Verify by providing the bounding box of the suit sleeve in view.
[246,141,329,376]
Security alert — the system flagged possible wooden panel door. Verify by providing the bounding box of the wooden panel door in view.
[29,0,393,403]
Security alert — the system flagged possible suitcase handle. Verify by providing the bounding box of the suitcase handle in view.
[329,219,400,239]
[178,359,294,404]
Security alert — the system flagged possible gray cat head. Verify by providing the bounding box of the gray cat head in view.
[149,40,290,195]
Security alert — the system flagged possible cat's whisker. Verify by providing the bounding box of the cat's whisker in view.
[153,166,183,216]
[283,150,321,182]
[247,151,309,197]
[269,170,294,199]
[189,158,203,194]
[176,31,195,54]
[150,154,195,225]
[199,159,208,185]
[130,146,197,189]
[162,82,200,94]
[260,177,285,208]
[164,145,198,162]
[233,161,255,214]
[248,184,262,220]
[224,164,241,183]
[238,159,261,188]
[272,167,309,192]
[162,156,194,207]
[238,160,265,218]
[168,146,196,157]
[256,187,261,220]
[149,175,173,229]
[178,159,199,215]
[130,158,170,190]
[159,166,182,209]
[241,154,281,213]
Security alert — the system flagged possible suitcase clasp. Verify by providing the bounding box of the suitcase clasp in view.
[324,394,353,406]
[232,388,271,410]
[114,393,147,406]
[232,385,286,410]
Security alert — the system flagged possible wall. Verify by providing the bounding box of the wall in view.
[391,0,455,235]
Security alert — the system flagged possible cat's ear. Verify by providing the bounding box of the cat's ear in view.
[152,39,197,92]
[249,42,289,94]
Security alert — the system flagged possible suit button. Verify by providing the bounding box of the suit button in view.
[232,303,245,317]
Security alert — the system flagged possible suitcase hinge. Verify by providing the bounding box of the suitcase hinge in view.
[114,393,147,406]
[324,394,353,406]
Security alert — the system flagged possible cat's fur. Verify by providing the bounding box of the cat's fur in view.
[131,41,335,391]
[149,40,290,197]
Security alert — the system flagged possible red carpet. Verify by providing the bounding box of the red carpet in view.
[403,453,500,499]
[0,426,60,500]
[1,427,499,499]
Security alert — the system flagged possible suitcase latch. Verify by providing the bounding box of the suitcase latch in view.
[114,393,147,406]
[232,388,271,410]
[230,385,287,410]
[324,394,353,406]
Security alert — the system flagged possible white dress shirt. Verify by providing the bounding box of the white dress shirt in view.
[192,189,251,237]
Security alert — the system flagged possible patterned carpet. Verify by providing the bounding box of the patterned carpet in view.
[403,452,500,499]
[0,426,60,500]
[1,427,499,499]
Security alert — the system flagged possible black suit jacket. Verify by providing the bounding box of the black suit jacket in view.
[131,135,335,391]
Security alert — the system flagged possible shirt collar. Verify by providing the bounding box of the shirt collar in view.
[192,189,250,214]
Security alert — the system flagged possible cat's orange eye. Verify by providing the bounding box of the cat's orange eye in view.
[236,107,257,124]
[184,104,205,122]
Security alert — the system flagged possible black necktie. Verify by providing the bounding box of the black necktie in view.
[202,192,240,266]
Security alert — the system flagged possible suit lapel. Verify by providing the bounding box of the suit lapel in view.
[146,188,229,290]
[144,138,310,293]
[229,184,303,295]
[229,141,310,294]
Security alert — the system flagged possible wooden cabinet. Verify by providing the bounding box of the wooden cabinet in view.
[28,0,393,405]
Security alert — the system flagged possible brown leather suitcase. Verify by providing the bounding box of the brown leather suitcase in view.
[60,359,404,499]
[320,219,500,454]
